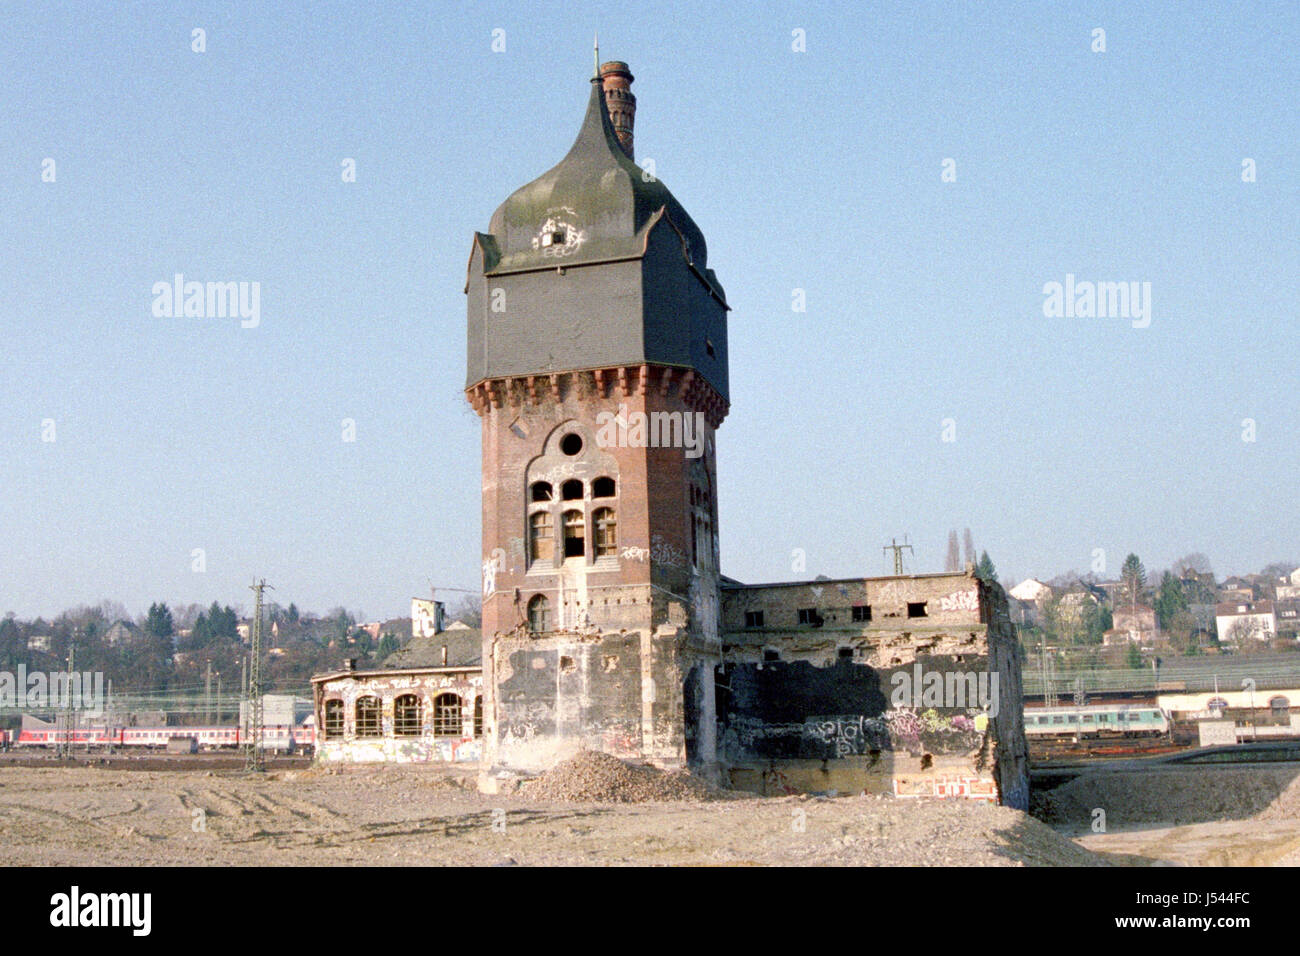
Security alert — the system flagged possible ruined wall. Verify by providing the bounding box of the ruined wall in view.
[718,571,1027,806]
[313,669,483,764]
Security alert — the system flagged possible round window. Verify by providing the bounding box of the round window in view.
[560,433,583,456]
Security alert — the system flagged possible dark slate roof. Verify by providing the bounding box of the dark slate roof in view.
[465,73,731,404]
[480,78,717,290]
[381,624,481,668]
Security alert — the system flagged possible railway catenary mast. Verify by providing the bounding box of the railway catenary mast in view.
[244,578,272,772]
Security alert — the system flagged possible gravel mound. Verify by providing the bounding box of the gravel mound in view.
[523,750,728,803]
[1038,765,1300,828]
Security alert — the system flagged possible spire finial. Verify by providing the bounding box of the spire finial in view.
[593,32,599,79]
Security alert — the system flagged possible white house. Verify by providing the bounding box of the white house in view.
[1215,600,1278,643]
[1010,579,1053,603]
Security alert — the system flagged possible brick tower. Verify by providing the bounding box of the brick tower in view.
[465,63,730,785]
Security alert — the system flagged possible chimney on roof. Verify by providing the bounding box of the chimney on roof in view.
[599,61,636,160]
[440,644,448,666]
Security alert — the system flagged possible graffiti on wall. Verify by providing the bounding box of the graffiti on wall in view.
[939,589,979,612]
[892,773,997,803]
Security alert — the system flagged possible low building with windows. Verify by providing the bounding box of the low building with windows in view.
[311,632,484,764]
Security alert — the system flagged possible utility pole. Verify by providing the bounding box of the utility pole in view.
[205,659,212,723]
[61,645,75,759]
[883,537,914,576]
[244,578,272,772]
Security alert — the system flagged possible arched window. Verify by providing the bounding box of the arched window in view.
[433,693,462,736]
[530,511,554,562]
[1271,696,1290,715]
[594,507,617,557]
[355,696,381,737]
[393,694,422,736]
[563,510,585,558]
[561,479,583,501]
[473,696,483,737]
[593,476,616,498]
[528,595,552,634]
[530,481,553,502]
[323,699,344,739]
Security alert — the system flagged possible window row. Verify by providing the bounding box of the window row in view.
[321,693,482,739]
[530,508,617,562]
[742,604,892,629]
[530,476,616,502]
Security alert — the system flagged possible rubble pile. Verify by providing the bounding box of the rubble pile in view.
[524,750,725,803]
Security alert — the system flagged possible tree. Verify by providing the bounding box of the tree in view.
[1262,561,1299,580]
[962,528,976,567]
[1081,600,1111,645]
[975,551,997,584]
[1154,572,1188,629]
[144,602,175,640]
[0,616,22,669]
[1172,553,1213,577]
[376,632,399,661]
[447,595,482,628]
[1166,609,1198,655]
[1125,642,1143,669]
[945,531,960,572]
[288,603,300,624]
[1121,554,1147,608]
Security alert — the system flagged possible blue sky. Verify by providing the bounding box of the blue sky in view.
[2,0,1296,620]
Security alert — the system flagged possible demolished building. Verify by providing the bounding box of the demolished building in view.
[313,60,1028,808]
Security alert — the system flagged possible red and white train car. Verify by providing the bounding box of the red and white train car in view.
[15,723,316,754]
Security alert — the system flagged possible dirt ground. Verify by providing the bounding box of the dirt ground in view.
[1038,763,1300,866]
[0,764,1101,866]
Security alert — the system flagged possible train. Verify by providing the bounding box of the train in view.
[1024,704,1170,739]
[12,722,316,754]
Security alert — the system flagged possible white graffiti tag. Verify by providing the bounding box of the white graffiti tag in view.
[482,548,506,597]
[939,589,979,612]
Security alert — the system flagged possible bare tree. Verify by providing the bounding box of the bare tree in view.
[945,530,961,572]
[963,528,976,567]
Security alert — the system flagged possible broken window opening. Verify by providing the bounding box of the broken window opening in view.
[838,647,854,660]
[527,594,552,634]
[560,433,583,456]
[763,649,780,662]
[355,696,381,737]
[744,610,764,628]
[323,699,344,739]
[593,507,617,557]
[907,601,928,618]
[530,481,553,502]
[563,510,585,558]
[433,693,462,736]
[851,604,872,623]
[473,696,484,736]
[797,608,823,626]
[561,479,583,501]
[592,476,616,498]
[530,511,554,563]
[393,694,422,737]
